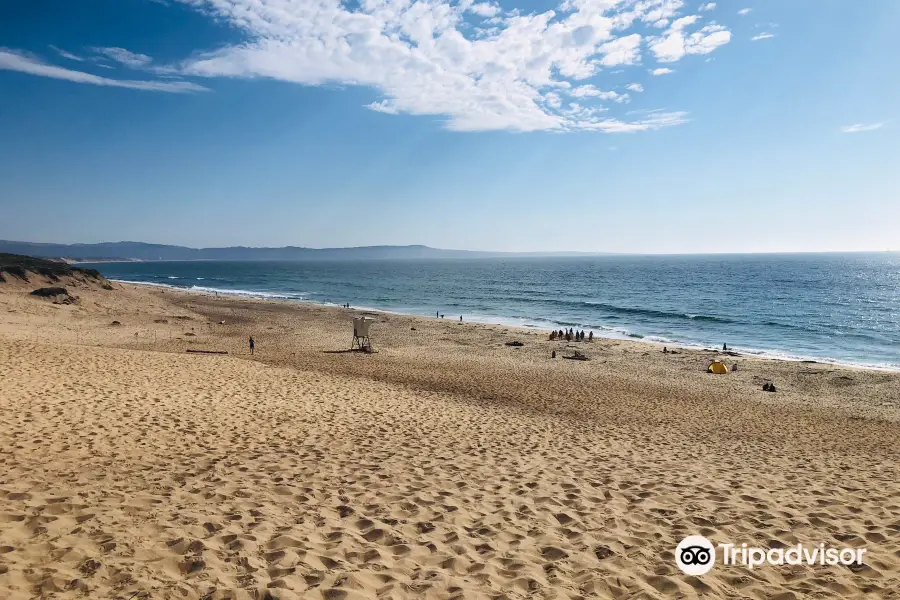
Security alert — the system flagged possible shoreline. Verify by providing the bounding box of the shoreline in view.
[113,278,900,373]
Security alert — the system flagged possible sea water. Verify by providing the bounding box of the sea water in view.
[84,253,900,370]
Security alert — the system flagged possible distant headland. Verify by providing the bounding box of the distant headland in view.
[0,240,610,262]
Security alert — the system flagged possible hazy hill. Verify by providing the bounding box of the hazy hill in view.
[0,240,604,262]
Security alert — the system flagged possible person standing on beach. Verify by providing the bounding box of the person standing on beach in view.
[249,336,255,355]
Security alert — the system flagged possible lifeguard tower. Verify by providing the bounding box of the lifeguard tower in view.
[351,316,375,351]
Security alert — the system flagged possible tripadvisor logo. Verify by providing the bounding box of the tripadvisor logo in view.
[675,535,866,575]
[676,536,716,575]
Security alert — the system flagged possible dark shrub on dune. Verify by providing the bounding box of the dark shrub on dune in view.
[30,287,70,297]
[0,253,103,283]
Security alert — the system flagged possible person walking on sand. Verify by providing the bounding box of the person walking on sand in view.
[249,336,255,355]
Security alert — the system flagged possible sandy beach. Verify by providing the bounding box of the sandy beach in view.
[1,274,899,599]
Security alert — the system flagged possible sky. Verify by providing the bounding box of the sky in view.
[1,0,898,254]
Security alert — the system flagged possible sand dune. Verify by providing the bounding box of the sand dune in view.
[1,281,899,599]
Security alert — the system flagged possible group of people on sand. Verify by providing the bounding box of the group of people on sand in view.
[550,328,592,342]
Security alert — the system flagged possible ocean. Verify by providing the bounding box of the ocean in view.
[83,253,900,370]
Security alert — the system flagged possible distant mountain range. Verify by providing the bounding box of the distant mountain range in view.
[0,240,608,262]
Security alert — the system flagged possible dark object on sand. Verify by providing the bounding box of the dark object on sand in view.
[551,350,556,358]
[110,320,122,326]
[410,327,416,331]
[763,382,777,392]
[563,351,588,361]
[31,287,69,297]
[505,341,525,347]
[186,349,228,355]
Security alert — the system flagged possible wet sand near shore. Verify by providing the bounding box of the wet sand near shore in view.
[1,279,899,599]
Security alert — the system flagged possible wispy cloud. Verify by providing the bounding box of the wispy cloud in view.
[652,67,675,75]
[575,110,690,133]
[751,32,775,41]
[569,85,630,103]
[841,123,885,133]
[737,8,752,16]
[160,0,733,133]
[0,49,208,93]
[49,45,85,62]
[91,47,153,68]
[626,83,644,92]
[699,3,716,11]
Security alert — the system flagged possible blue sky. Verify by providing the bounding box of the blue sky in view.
[1,0,897,253]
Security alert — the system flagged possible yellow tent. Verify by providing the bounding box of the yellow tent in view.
[708,361,728,374]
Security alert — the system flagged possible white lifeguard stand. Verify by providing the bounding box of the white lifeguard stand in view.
[351,316,375,351]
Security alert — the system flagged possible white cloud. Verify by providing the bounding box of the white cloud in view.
[637,0,686,29]
[366,100,400,114]
[49,45,85,62]
[544,92,563,109]
[649,15,731,63]
[0,49,208,93]
[160,0,733,133]
[598,34,643,67]
[469,3,500,17]
[569,85,630,102]
[626,83,644,92]
[652,67,674,75]
[737,8,751,16]
[699,3,716,11]
[841,123,884,133]
[751,32,775,41]
[92,47,153,68]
